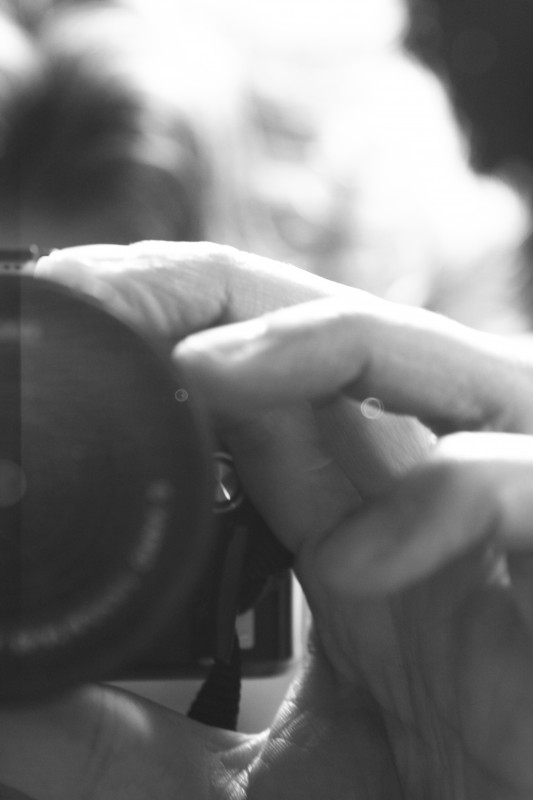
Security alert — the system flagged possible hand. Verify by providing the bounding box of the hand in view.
[1,240,532,799]
[174,248,533,798]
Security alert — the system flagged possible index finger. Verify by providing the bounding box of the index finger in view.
[176,293,533,436]
[35,241,355,341]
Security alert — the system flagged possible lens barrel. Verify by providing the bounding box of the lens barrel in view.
[0,273,213,703]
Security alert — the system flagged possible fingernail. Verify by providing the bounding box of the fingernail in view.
[179,318,270,361]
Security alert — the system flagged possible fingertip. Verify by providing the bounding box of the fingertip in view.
[35,244,131,280]
[173,317,280,399]
[34,245,151,334]
[172,331,267,418]
[313,480,459,597]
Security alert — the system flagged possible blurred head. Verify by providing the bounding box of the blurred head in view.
[405,0,533,181]
[0,1,249,249]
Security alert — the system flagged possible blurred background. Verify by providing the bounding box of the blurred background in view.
[1,0,529,331]
[1,0,532,731]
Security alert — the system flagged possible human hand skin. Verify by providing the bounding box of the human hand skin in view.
[2,240,533,799]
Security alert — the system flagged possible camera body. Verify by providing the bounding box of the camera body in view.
[0,247,295,705]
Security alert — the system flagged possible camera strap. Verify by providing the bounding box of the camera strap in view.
[187,518,293,731]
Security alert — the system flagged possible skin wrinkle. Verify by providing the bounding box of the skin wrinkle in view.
[402,609,462,796]
[462,605,533,793]
[368,588,474,798]
[242,696,381,800]
[451,592,532,798]
[313,512,527,797]
[480,654,517,761]
[118,262,224,339]
[216,732,267,800]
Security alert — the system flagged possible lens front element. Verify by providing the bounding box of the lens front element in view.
[0,274,212,703]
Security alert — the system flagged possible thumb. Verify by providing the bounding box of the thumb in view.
[314,432,533,596]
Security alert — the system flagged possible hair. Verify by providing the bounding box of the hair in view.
[0,0,251,247]
[404,0,533,179]
[402,0,533,323]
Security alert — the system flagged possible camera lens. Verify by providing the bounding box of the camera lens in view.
[0,274,213,703]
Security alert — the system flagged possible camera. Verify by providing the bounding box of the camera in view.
[0,247,295,710]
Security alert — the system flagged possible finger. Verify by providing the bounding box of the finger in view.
[313,432,533,595]
[0,685,240,800]
[36,241,352,342]
[176,294,533,434]
[204,393,431,554]
[313,397,431,499]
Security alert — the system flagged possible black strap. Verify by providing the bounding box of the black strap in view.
[187,523,293,731]
[187,634,242,731]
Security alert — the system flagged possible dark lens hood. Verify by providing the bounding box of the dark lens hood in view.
[0,273,213,703]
